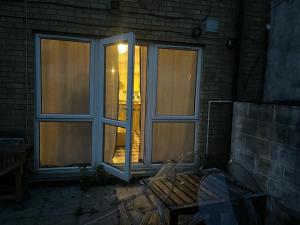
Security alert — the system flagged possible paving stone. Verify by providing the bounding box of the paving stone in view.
[0,185,120,225]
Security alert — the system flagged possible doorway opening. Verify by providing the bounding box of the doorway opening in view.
[106,45,148,164]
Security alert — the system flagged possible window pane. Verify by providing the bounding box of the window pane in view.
[104,43,128,121]
[152,122,195,163]
[103,124,126,170]
[156,49,197,116]
[40,122,92,167]
[41,39,90,114]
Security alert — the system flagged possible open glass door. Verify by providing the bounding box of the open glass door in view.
[100,33,135,181]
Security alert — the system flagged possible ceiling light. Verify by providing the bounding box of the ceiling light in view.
[118,44,128,54]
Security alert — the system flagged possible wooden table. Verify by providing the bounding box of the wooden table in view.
[146,168,266,225]
[0,144,33,201]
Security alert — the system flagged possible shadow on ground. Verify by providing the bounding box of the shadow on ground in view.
[0,183,140,225]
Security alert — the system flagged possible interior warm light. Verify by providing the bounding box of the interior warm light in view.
[111,68,115,73]
[118,44,128,54]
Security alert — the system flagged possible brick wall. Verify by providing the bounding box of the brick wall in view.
[237,0,269,102]
[0,0,268,168]
[231,102,300,222]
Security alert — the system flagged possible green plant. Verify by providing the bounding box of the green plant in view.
[79,166,91,191]
[79,165,109,190]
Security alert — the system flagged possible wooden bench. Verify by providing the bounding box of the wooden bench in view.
[145,169,266,225]
[0,145,33,201]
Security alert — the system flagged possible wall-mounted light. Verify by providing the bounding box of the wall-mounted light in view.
[226,38,239,50]
[192,27,202,38]
[118,44,128,54]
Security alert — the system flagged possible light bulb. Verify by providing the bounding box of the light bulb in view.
[118,44,128,54]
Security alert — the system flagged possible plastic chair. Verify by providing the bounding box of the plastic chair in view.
[188,161,265,225]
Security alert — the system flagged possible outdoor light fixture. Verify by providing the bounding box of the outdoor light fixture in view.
[192,27,202,38]
[118,44,128,54]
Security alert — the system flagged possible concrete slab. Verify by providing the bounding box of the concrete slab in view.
[0,184,120,225]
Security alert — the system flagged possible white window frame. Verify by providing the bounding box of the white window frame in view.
[98,32,135,182]
[142,45,203,169]
[34,34,96,174]
[34,34,204,177]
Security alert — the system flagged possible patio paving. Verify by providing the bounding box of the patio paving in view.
[0,183,140,225]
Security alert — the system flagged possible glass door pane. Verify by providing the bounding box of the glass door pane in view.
[156,48,197,116]
[104,43,128,121]
[152,47,200,164]
[41,39,90,114]
[40,122,92,167]
[152,122,195,163]
[100,33,135,182]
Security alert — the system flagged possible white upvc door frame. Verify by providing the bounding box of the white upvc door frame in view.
[98,32,135,182]
[143,45,204,169]
[34,33,203,178]
[34,34,97,174]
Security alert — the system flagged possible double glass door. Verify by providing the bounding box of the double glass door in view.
[36,32,202,182]
[100,35,202,181]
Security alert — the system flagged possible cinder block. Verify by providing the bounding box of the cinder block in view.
[257,122,273,139]
[255,156,283,182]
[245,135,270,158]
[286,126,300,149]
[272,124,288,145]
[275,105,300,126]
[254,172,268,190]
[271,142,300,170]
[236,151,255,169]
[284,168,300,191]
[241,119,258,136]
[268,179,283,199]
[281,186,300,212]
[248,103,274,122]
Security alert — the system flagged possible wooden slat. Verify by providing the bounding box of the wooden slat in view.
[152,179,185,206]
[151,180,177,206]
[179,175,217,202]
[177,175,211,202]
[161,178,195,204]
[176,175,198,194]
[186,174,223,201]
[175,177,198,201]
[181,174,199,188]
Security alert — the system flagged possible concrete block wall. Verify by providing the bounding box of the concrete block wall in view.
[231,102,300,214]
[0,0,269,168]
